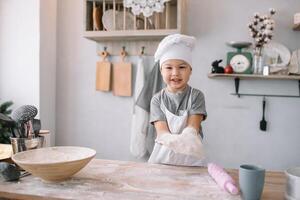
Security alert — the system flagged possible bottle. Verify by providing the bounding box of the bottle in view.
[207,163,239,195]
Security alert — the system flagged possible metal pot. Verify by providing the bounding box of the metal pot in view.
[285,167,300,199]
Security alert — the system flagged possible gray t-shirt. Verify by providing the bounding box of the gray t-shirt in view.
[150,85,207,125]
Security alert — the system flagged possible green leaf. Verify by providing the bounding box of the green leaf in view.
[0,100,14,143]
[0,101,13,114]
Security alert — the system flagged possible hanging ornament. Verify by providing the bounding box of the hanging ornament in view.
[124,0,171,17]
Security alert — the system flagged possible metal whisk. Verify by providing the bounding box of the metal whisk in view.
[11,105,38,138]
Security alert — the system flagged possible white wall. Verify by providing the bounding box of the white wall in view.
[0,0,57,146]
[0,0,40,109]
[39,0,57,146]
[55,0,300,170]
[188,0,300,170]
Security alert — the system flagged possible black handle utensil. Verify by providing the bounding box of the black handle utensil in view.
[260,97,267,131]
[32,119,41,137]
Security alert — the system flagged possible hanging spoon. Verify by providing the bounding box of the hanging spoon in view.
[260,96,267,131]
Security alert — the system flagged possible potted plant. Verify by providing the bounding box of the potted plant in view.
[0,101,14,144]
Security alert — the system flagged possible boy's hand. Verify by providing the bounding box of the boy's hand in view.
[174,127,205,159]
[155,132,180,147]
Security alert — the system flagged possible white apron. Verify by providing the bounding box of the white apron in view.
[148,87,206,166]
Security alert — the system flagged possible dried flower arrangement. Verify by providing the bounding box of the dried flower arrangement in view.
[248,8,276,55]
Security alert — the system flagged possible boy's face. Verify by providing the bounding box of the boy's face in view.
[160,59,192,93]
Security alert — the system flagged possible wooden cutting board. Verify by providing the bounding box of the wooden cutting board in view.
[96,51,111,91]
[113,51,132,96]
[92,2,102,31]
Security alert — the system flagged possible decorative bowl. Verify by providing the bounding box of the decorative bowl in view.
[12,146,96,182]
[285,167,300,199]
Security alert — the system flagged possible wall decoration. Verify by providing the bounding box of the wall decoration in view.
[248,8,276,74]
[124,0,171,17]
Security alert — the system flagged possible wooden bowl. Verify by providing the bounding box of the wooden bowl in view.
[12,146,96,182]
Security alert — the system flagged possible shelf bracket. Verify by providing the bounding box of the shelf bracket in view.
[234,78,240,98]
[298,80,300,96]
[231,79,300,98]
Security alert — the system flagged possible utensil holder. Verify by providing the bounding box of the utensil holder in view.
[10,136,45,154]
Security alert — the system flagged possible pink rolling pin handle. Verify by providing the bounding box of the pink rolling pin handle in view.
[207,163,239,195]
[225,181,239,195]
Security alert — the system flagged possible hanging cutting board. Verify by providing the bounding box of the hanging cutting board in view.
[113,50,132,96]
[96,51,111,91]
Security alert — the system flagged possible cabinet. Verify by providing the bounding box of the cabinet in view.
[208,73,300,98]
[83,0,186,41]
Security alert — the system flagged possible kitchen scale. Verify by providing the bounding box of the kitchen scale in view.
[226,41,253,74]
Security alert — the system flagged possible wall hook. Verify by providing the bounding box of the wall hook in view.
[97,46,109,61]
[120,46,127,62]
[140,46,145,55]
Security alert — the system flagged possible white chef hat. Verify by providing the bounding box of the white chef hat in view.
[154,34,196,67]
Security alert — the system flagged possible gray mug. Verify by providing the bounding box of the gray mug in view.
[239,164,265,200]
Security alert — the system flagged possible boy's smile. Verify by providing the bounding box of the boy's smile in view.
[170,78,183,85]
[160,59,192,93]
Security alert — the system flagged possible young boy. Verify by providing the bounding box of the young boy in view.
[148,34,207,166]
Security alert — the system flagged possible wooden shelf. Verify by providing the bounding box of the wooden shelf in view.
[293,23,300,31]
[208,73,300,98]
[83,0,186,41]
[208,73,300,80]
[83,29,180,41]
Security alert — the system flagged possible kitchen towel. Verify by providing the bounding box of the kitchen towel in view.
[130,56,148,158]
[136,61,165,154]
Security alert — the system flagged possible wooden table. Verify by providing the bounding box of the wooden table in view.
[0,159,286,200]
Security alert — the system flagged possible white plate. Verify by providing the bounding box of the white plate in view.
[102,9,134,31]
[263,41,291,68]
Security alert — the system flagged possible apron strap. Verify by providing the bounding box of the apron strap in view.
[160,89,166,113]
[187,87,193,110]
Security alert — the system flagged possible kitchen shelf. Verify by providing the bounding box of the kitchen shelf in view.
[293,23,300,31]
[208,73,300,98]
[83,29,180,41]
[83,0,186,41]
[208,73,300,80]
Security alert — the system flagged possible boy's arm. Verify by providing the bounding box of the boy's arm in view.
[154,114,204,136]
[153,121,170,137]
[187,114,204,133]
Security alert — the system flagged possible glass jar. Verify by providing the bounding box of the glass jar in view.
[253,48,264,74]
